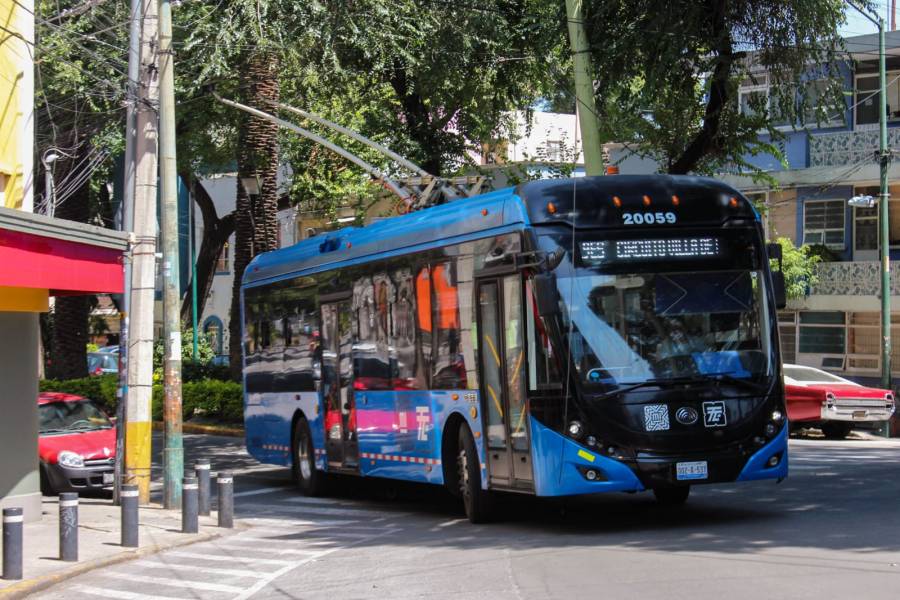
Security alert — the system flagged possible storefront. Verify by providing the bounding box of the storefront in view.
[0,207,127,520]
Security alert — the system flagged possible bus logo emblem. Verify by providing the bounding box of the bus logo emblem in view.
[702,401,727,427]
[675,407,698,425]
[643,404,670,431]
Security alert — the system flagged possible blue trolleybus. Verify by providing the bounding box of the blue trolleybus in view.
[241,175,789,522]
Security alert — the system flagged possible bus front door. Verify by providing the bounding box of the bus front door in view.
[321,300,359,469]
[477,276,534,490]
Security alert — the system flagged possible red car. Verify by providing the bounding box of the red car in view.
[39,392,116,494]
[783,364,895,439]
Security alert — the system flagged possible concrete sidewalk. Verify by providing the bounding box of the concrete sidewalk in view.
[0,495,240,598]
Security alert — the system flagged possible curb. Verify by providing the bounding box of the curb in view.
[0,522,248,599]
[151,421,244,437]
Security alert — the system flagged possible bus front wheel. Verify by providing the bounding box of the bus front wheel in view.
[653,486,690,506]
[457,426,493,523]
[292,417,325,496]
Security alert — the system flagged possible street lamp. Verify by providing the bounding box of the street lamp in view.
[848,2,892,436]
[848,194,876,208]
[241,176,261,196]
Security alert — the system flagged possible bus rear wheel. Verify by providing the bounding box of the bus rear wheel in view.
[292,417,325,496]
[457,426,492,523]
[653,486,690,506]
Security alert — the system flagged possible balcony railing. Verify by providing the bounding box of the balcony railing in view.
[810,260,900,296]
[809,128,900,168]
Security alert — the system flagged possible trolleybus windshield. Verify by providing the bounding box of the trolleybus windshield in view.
[551,229,774,391]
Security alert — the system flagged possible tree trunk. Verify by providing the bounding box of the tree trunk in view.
[48,143,92,380]
[180,174,235,325]
[229,50,280,379]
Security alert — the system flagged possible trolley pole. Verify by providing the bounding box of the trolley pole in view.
[159,0,184,508]
[564,0,604,176]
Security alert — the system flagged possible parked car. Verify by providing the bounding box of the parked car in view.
[783,364,895,439]
[87,351,119,376]
[38,392,116,494]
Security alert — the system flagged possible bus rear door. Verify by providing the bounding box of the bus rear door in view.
[320,299,359,469]
[476,275,534,490]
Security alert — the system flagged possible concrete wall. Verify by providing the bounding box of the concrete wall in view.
[0,311,41,520]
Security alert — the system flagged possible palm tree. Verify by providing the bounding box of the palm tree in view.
[229,50,281,378]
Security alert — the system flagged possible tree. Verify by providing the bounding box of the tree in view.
[774,237,821,300]
[582,0,849,178]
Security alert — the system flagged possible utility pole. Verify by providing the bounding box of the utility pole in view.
[158,0,183,508]
[877,17,892,432]
[115,0,142,505]
[125,0,159,503]
[564,0,604,176]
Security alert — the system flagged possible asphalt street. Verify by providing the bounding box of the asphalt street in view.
[35,433,900,600]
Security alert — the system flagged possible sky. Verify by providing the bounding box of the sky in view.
[840,2,894,37]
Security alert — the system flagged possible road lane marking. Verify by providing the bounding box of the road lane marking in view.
[70,585,183,600]
[132,559,270,579]
[167,550,295,566]
[234,486,289,498]
[101,571,245,594]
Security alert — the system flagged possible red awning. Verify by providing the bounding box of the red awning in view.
[0,228,124,295]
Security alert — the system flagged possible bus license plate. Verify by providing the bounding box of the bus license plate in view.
[852,411,867,419]
[676,461,708,481]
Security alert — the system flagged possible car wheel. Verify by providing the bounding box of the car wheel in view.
[821,422,852,440]
[457,425,493,523]
[292,417,325,496]
[653,486,690,506]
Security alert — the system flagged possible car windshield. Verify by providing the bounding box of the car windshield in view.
[783,365,853,385]
[39,400,112,433]
[548,229,774,391]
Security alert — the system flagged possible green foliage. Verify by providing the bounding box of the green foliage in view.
[772,237,821,300]
[152,380,244,424]
[153,327,217,381]
[39,375,243,424]
[581,0,850,180]
[39,375,119,412]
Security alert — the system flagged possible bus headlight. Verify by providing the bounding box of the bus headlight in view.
[585,435,598,447]
[567,421,584,440]
[764,423,778,437]
[771,410,784,424]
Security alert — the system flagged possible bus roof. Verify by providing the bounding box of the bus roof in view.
[242,185,528,287]
[242,175,756,288]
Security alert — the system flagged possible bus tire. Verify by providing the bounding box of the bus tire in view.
[653,486,690,506]
[292,417,325,496]
[457,425,492,523]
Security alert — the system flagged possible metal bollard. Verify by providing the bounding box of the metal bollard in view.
[217,472,234,529]
[2,507,23,580]
[120,484,139,548]
[59,492,78,562]
[195,461,211,516]
[182,477,199,534]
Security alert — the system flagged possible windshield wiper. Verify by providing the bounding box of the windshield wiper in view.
[594,378,682,400]
[675,372,769,393]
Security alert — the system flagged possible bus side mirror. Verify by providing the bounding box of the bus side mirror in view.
[772,271,787,309]
[766,242,783,270]
[533,273,560,317]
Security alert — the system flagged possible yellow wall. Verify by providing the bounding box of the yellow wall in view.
[0,0,32,211]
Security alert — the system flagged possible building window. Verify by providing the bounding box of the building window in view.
[215,242,230,274]
[801,79,845,127]
[855,185,900,246]
[798,311,845,355]
[738,76,791,127]
[778,311,797,364]
[803,200,845,248]
[545,140,563,162]
[856,72,900,125]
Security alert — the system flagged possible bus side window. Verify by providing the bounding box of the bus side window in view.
[432,260,467,389]
[391,267,426,390]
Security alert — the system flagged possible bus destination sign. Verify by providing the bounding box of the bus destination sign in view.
[580,237,722,265]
